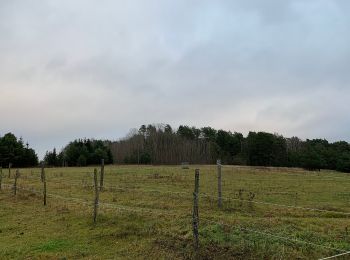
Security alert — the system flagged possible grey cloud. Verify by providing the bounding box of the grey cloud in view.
[0,0,350,158]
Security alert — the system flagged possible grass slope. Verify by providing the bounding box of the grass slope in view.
[0,165,350,259]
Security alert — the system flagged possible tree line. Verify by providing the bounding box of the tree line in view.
[2,126,350,172]
[110,124,350,173]
[0,133,38,167]
[44,139,113,167]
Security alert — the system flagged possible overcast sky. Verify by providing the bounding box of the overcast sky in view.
[1,0,350,158]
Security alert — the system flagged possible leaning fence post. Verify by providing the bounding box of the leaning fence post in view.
[217,159,222,208]
[93,168,99,223]
[0,166,3,190]
[8,163,12,178]
[192,169,200,251]
[14,169,19,195]
[100,159,104,191]
[42,165,47,206]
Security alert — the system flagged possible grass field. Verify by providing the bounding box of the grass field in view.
[1,165,350,259]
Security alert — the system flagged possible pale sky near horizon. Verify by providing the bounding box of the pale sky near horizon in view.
[1,0,350,159]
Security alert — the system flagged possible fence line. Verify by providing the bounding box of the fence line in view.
[12,183,337,221]
[102,202,190,218]
[200,193,350,216]
[0,175,330,197]
[3,179,192,197]
[15,169,191,178]
[2,165,350,258]
[6,165,350,181]
[4,178,350,217]
[1,184,189,218]
[4,183,347,255]
[11,180,350,202]
[318,250,350,260]
[4,178,350,216]
[221,165,350,181]
[201,218,348,254]
[12,172,350,196]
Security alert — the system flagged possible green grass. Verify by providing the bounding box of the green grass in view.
[0,165,350,259]
[34,239,73,252]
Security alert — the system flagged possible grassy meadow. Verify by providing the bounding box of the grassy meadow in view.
[0,165,350,259]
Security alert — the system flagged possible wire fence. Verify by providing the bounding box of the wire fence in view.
[200,218,347,254]
[2,184,189,218]
[1,164,350,259]
[5,174,350,216]
[318,250,350,260]
[200,193,350,216]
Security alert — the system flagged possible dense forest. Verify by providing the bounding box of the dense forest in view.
[44,139,113,167]
[0,133,38,167]
[110,124,350,173]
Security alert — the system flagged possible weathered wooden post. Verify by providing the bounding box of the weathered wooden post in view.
[8,163,12,178]
[42,165,47,206]
[14,169,19,195]
[93,168,99,223]
[217,159,222,208]
[192,169,200,251]
[100,159,104,191]
[0,166,3,190]
[40,163,44,182]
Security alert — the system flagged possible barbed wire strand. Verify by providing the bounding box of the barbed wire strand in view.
[318,250,350,260]
[2,184,349,255]
[201,218,347,254]
[2,184,189,218]
[200,193,350,216]
[221,165,350,180]
[4,179,350,216]
[13,183,335,239]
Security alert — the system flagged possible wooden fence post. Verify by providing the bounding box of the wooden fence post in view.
[8,163,12,178]
[100,159,104,191]
[14,169,19,195]
[42,165,47,206]
[0,166,3,190]
[217,159,222,208]
[93,168,99,223]
[41,163,44,182]
[192,169,200,251]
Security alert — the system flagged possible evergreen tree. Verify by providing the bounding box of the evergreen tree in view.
[0,133,38,167]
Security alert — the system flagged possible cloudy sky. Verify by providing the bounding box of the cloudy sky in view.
[1,0,350,158]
